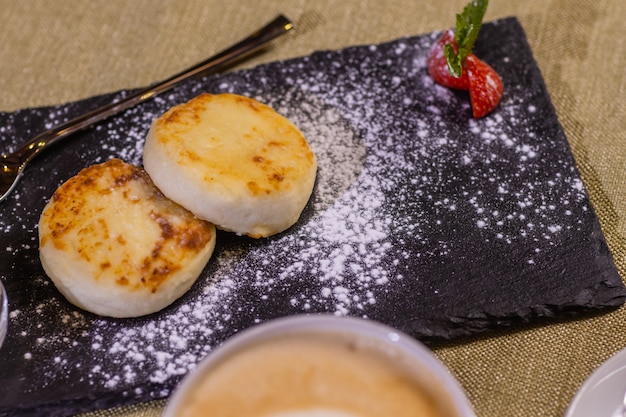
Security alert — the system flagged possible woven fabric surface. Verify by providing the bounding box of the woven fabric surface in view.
[1,1,625,416]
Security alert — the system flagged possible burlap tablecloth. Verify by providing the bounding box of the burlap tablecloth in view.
[1,0,624,416]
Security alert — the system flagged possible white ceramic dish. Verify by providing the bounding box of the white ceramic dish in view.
[163,314,476,417]
[565,347,626,417]
[0,280,7,348]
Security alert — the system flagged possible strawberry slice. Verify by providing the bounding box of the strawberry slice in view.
[426,0,504,118]
[427,30,469,90]
[465,53,503,118]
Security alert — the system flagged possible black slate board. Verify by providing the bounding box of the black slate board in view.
[0,17,623,416]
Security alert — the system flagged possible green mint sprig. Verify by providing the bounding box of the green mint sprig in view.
[443,0,489,78]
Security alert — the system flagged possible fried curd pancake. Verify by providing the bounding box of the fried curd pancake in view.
[38,158,216,318]
[143,93,317,238]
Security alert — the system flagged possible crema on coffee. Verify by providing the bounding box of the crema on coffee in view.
[178,332,449,417]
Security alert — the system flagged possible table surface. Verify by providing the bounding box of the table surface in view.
[1,1,625,416]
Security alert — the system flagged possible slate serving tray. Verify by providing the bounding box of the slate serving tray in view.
[0,17,624,416]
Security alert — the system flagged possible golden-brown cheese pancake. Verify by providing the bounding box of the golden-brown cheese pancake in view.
[38,158,216,318]
[142,93,317,238]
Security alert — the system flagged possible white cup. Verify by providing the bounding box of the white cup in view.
[163,315,475,417]
[0,280,7,349]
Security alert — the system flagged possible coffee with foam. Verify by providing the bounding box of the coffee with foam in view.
[169,317,471,417]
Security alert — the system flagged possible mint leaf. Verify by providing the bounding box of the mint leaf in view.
[444,44,463,78]
[445,0,489,78]
[455,0,488,52]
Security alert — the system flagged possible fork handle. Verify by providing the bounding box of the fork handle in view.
[12,14,294,165]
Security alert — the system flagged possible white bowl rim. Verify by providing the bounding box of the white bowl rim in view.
[163,314,476,417]
[0,280,8,349]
